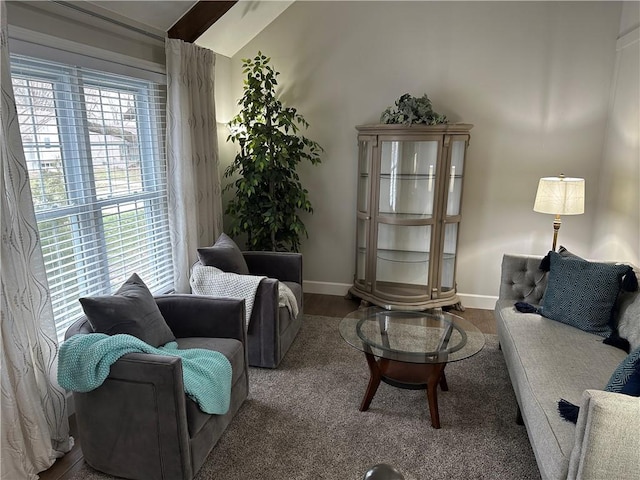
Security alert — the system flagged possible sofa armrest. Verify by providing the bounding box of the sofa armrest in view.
[498,254,547,304]
[567,389,640,480]
[74,352,193,479]
[155,294,246,342]
[243,251,303,284]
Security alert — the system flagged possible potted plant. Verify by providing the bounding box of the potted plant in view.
[225,52,323,252]
[380,93,448,125]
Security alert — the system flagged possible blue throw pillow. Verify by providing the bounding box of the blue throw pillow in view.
[605,347,640,396]
[540,251,631,337]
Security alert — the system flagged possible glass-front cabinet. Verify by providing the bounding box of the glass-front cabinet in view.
[350,124,473,310]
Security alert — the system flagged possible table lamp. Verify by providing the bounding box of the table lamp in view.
[533,174,585,251]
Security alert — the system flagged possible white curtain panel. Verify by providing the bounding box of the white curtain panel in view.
[166,38,223,293]
[0,5,72,478]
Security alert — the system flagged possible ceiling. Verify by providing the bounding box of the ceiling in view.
[83,0,294,57]
[87,1,197,32]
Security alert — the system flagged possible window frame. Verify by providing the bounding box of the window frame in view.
[10,54,173,341]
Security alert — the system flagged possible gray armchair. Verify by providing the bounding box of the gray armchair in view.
[64,295,249,480]
[194,233,304,369]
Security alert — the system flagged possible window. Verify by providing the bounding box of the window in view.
[10,55,173,341]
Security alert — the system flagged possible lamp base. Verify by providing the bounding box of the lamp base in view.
[552,214,561,251]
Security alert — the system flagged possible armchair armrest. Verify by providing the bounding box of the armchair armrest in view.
[242,251,302,284]
[74,352,193,480]
[155,294,246,342]
[567,390,640,480]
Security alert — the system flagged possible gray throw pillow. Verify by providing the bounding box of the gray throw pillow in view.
[79,273,175,347]
[540,251,631,337]
[197,233,250,274]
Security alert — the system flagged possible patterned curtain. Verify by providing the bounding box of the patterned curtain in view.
[165,38,223,293]
[0,3,72,479]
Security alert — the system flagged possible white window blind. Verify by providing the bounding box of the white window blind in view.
[10,54,174,342]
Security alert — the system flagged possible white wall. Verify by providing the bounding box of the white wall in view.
[8,0,631,306]
[219,1,623,306]
[591,1,640,266]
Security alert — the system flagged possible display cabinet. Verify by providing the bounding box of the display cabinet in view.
[349,123,473,310]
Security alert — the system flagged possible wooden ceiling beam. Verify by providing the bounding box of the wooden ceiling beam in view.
[168,1,237,43]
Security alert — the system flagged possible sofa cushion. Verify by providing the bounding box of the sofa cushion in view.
[540,251,631,337]
[79,273,175,348]
[495,299,627,480]
[605,347,640,396]
[197,233,250,274]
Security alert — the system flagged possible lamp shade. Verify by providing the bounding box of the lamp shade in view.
[533,176,585,215]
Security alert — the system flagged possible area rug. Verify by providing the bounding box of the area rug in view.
[71,315,541,480]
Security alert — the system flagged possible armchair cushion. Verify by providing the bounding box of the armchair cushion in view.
[197,233,250,274]
[177,337,245,437]
[79,273,175,347]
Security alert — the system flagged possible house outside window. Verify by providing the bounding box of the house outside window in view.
[10,54,173,341]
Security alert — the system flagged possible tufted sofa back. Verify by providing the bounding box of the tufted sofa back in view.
[498,253,640,351]
[498,254,547,305]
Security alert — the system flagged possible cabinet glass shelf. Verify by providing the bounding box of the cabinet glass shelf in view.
[356,248,456,264]
[377,212,434,220]
[378,174,464,180]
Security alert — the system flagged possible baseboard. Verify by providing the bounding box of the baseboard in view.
[303,280,497,310]
[303,280,352,297]
[457,293,497,310]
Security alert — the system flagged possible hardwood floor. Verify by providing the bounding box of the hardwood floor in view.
[39,293,496,480]
[304,292,496,335]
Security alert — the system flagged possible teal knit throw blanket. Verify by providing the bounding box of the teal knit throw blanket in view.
[58,333,232,415]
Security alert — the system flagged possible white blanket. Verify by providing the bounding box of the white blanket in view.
[189,265,299,327]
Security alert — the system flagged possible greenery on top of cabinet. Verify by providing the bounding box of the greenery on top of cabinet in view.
[380,93,448,125]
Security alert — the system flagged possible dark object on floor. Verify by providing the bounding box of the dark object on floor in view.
[363,464,405,480]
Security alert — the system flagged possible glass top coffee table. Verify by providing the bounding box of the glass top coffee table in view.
[339,307,485,428]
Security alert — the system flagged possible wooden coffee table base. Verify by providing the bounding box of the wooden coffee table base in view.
[359,352,448,429]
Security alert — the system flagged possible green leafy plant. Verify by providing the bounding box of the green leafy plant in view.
[225,52,323,252]
[380,93,448,125]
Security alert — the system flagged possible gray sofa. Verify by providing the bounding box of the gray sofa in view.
[495,254,640,480]
[65,295,249,480]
